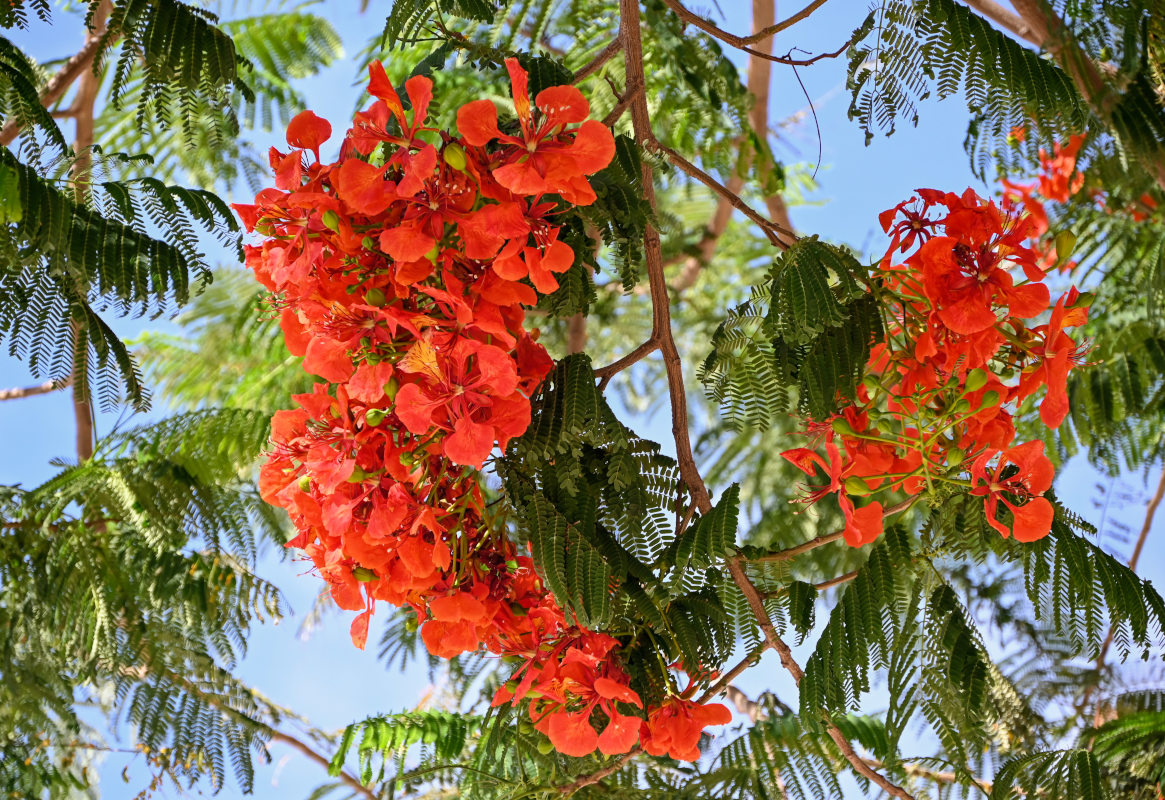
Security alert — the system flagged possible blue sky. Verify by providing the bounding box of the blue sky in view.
[1,1,1162,797]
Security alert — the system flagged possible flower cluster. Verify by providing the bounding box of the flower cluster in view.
[784,184,1090,545]
[237,59,728,760]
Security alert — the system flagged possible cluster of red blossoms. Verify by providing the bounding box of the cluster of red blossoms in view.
[783,169,1091,546]
[236,59,729,760]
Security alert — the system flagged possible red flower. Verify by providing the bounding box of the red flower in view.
[639,698,732,761]
[457,58,614,204]
[286,110,332,161]
[782,444,885,547]
[970,441,1055,542]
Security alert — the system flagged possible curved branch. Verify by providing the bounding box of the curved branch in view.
[0,23,110,147]
[660,0,850,65]
[649,139,796,248]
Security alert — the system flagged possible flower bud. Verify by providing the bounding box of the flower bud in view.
[980,390,1001,408]
[946,446,966,466]
[321,209,341,232]
[952,398,972,415]
[1068,290,1094,309]
[1053,230,1077,266]
[831,418,856,437]
[844,476,873,496]
[297,475,312,492]
[385,377,400,401]
[362,235,376,250]
[517,717,535,734]
[365,408,387,427]
[365,287,387,307]
[443,144,468,171]
[963,368,989,393]
[536,739,555,755]
[352,566,377,582]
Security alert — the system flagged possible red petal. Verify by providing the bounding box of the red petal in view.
[334,158,394,216]
[597,713,641,755]
[286,110,331,159]
[457,99,503,147]
[546,712,599,758]
[593,676,642,707]
[1004,497,1054,542]
[302,336,353,383]
[379,223,436,263]
[443,415,495,468]
[349,608,372,650]
[535,85,589,126]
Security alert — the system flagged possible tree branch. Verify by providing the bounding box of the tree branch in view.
[593,338,660,389]
[660,0,850,64]
[620,0,713,515]
[0,379,69,401]
[955,0,1040,45]
[0,21,109,147]
[725,558,917,799]
[573,38,621,84]
[649,138,795,248]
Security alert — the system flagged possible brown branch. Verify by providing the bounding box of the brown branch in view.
[69,2,110,464]
[560,747,641,795]
[0,379,69,401]
[649,139,796,248]
[573,38,621,84]
[696,644,766,704]
[267,730,378,800]
[761,569,860,599]
[955,0,1040,45]
[726,558,917,799]
[0,21,109,147]
[671,0,796,294]
[593,338,659,389]
[620,0,713,515]
[660,0,849,65]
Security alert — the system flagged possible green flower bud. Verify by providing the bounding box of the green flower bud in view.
[963,368,989,393]
[1054,230,1077,266]
[362,235,376,250]
[517,718,535,734]
[1068,290,1095,310]
[297,475,312,492]
[404,615,418,632]
[385,377,400,401]
[365,408,387,427]
[352,567,377,582]
[536,739,555,755]
[365,287,387,307]
[831,418,856,436]
[844,476,873,496]
[321,209,341,232]
[946,447,966,466]
[952,398,972,415]
[505,559,519,572]
[443,144,468,171]
[980,390,1001,408]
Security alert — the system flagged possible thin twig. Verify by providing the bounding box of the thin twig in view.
[648,138,796,248]
[745,497,919,563]
[660,0,850,65]
[573,38,621,84]
[0,379,69,401]
[560,747,641,795]
[726,559,917,798]
[593,338,659,389]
